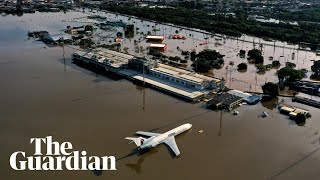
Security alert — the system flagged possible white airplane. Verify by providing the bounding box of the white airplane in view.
[125,123,192,156]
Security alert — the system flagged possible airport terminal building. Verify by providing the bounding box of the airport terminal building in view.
[72,49,223,101]
[149,64,222,91]
[72,48,134,72]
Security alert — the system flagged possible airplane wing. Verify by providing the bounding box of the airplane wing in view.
[164,137,180,156]
[135,131,160,137]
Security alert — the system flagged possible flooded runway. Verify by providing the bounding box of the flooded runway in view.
[1,12,320,180]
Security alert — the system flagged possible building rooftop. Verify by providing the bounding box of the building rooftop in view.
[133,74,204,100]
[45,34,72,42]
[149,44,167,48]
[146,35,165,40]
[73,48,134,68]
[207,93,243,107]
[228,90,260,104]
[151,63,221,85]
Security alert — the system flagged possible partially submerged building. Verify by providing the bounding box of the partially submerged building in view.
[72,48,134,72]
[149,64,222,91]
[145,35,165,42]
[227,90,260,104]
[42,34,72,44]
[207,93,243,109]
[72,49,223,101]
[149,43,167,51]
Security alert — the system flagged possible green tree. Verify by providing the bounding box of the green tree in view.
[79,39,95,48]
[169,56,182,62]
[248,49,264,64]
[84,25,94,32]
[286,62,296,68]
[190,50,196,61]
[191,49,224,72]
[255,55,264,64]
[192,59,212,73]
[262,82,279,97]
[237,63,247,70]
[272,60,281,67]
[277,67,305,84]
[311,60,320,77]
[294,113,307,125]
[235,9,248,21]
[256,64,266,73]
[239,50,246,58]
[248,49,262,59]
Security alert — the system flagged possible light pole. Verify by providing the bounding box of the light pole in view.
[60,37,66,72]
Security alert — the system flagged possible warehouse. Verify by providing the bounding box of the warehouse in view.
[149,43,167,51]
[145,35,165,42]
[227,90,260,104]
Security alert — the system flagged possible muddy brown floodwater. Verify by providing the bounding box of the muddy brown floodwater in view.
[0,12,320,180]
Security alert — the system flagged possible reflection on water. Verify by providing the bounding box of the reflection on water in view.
[125,149,158,174]
[261,97,279,110]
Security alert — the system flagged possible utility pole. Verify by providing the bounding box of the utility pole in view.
[61,37,66,72]
[142,86,146,112]
[143,51,146,87]
[219,110,223,136]
[255,72,257,92]
[142,51,147,112]
[225,66,228,85]
[229,67,232,88]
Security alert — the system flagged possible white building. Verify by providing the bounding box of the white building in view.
[149,63,222,91]
[227,90,260,104]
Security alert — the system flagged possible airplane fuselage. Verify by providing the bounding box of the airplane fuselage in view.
[139,123,192,149]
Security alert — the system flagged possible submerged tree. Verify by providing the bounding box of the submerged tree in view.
[190,50,196,61]
[191,49,224,73]
[272,60,281,67]
[285,62,296,68]
[262,82,279,97]
[277,66,305,84]
[84,25,94,32]
[237,63,247,70]
[311,60,320,79]
[248,49,264,64]
[256,64,266,73]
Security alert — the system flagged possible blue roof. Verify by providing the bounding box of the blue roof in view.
[246,95,261,104]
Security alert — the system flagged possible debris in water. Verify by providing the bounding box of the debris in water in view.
[262,111,269,117]
[198,130,204,133]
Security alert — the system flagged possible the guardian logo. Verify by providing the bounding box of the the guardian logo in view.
[10,136,116,171]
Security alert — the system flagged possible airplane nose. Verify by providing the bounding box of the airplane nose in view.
[188,124,192,128]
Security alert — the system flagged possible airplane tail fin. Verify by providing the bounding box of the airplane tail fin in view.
[125,137,146,147]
